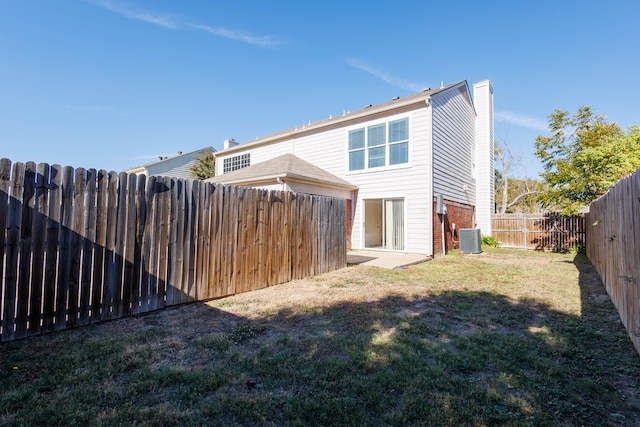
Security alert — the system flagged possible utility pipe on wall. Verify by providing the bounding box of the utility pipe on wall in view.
[440,204,447,255]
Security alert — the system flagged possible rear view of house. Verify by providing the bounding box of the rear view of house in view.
[210,80,494,256]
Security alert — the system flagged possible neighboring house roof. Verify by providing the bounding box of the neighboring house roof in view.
[208,153,358,191]
[215,82,465,156]
[125,146,215,179]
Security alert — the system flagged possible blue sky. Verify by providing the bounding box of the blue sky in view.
[1,1,639,178]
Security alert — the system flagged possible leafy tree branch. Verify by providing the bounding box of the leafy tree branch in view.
[535,106,640,214]
[190,150,216,180]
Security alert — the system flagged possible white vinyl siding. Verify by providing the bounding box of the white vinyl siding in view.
[216,84,482,257]
[216,107,433,255]
[431,83,477,206]
[473,80,495,235]
[212,82,487,256]
[346,110,431,255]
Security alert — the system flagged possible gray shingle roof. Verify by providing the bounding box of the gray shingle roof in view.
[208,154,357,190]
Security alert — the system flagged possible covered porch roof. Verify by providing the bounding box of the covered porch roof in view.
[207,154,358,193]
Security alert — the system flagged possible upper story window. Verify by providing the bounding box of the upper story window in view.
[223,153,250,174]
[348,117,409,172]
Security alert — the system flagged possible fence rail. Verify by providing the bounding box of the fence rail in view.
[586,168,640,355]
[0,159,346,343]
[491,213,585,251]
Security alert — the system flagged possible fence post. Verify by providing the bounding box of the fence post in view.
[522,214,527,250]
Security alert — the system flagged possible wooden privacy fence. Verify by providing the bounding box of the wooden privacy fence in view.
[586,168,640,355]
[491,213,586,251]
[0,158,346,343]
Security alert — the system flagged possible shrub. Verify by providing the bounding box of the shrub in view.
[481,235,500,248]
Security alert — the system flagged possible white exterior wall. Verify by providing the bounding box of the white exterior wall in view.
[473,80,494,235]
[343,108,433,255]
[216,106,434,255]
[431,83,477,207]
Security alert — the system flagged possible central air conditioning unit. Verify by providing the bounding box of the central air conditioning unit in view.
[459,228,482,254]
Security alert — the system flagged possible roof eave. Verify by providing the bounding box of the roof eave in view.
[215,172,358,192]
[282,173,358,191]
[215,94,435,157]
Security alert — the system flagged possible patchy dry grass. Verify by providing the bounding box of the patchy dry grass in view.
[1,248,639,426]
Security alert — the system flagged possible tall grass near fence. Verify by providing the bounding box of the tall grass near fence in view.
[0,159,346,343]
[586,168,640,355]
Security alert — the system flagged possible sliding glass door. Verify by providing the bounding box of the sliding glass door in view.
[364,198,405,251]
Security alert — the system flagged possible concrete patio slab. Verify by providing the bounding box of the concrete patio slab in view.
[347,250,431,269]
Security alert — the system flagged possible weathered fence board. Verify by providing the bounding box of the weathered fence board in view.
[16,162,35,339]
[30,163,49,336]
[587,168,640,356]
[0,160,10,335]
[157,176,170,309]
[102,170,118,321]
[44,164,62,331]
[0,158,347,343]
[8,164,20,336]
[491,213,585,251]
[122,172,136,317]
[67,168,85,329]
[91,169,107,323]
[5,162,25,342]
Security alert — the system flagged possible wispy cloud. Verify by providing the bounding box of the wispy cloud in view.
[495,110,548,131]
[86,0,178,28]
[86,0,281,47]
[346,58,426,92]
[190,24,281,48]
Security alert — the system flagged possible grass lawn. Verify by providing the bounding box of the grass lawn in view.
[1,248,639,426]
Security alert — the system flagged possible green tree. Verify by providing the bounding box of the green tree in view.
[190,150,216,180]
[534,106,640,214]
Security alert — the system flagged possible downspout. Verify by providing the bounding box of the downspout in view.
[441,204,447,255]
[441,213,446,255]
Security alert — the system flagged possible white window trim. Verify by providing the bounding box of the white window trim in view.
[345,113,412,175]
